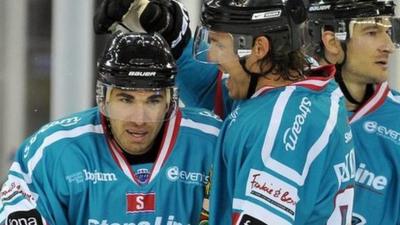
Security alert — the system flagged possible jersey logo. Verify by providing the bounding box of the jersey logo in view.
[334,149,356,187]
[7,209,44,225]
[363,121,400,145]
[246,169,298,219]
[355,163,387,192]
[166,166,209,186]
[238,214,268,225]
[126,193,155,213]
[283,97,312,151]
[135,168,150,184]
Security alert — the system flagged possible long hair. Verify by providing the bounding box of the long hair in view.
[257,36,309,81]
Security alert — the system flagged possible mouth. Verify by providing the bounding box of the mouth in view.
[375,58,389,69]
[126,129,148,142]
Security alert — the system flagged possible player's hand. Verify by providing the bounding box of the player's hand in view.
[93,0,191,59]
[139,0,191,59]
[93,0,134,34]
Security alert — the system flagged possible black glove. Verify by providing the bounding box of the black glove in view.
[93,0,134,34]
[139,0,191,59]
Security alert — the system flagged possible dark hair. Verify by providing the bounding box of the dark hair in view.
[257,36,308,81]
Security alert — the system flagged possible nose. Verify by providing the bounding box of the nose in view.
[129,106,147,125]
[380,34,395,54]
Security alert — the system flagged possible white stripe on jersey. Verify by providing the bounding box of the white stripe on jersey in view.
[301,88,342,182]
[262,87,342,186]
[110,144,136,183]
[181,118,220,136]
[294,78,331,87]
[21,124,103,184]
[149,114,178,183]
[233,198,291,225]
[261,86,303,184]
[350,82,388,124]
[388,91,400,104]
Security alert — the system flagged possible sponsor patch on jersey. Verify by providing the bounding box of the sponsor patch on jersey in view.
[354,163,387,192]
[7,209,44,225]
[334,149,356,187]
[246,169,298,219]
[238,214,268,225]
[126,193,155,213]
[283,97,312,151]
[1,182,37,203]
[363,121,400,145]
[135,168,150,184]
[88,215,185,225]
[83,170,117,184]
[166,166,209,186]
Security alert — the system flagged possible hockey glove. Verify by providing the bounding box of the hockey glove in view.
[139,0,191,59]
[93,0,135,34]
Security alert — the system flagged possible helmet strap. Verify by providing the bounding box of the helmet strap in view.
[239,57,260,99]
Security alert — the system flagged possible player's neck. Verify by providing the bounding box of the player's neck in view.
[341,73,368,111]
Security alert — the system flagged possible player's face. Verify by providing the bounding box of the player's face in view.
[108,89,166,155]
[343,18,395,84]
[208,31,251,99]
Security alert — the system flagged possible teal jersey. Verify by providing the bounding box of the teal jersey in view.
[0,107,222,225]
[349,82,400,225]
[209,66,355,225]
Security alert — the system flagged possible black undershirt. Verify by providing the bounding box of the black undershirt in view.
[121,125,164,165]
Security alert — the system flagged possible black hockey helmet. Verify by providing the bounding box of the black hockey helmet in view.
[193,0,309,63]
[97,31,177,89]
[96,32,179,123]
[307,0,399,50]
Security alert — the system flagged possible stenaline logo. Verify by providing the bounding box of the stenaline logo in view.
[166,166,209,185]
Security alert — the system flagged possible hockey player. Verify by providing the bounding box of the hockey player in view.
[94,0,356,224]
[93,0,233,118]
[307,0,400,224]
[0,32,221,225]
[197,0,356,224]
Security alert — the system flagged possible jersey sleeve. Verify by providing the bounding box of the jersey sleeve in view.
[207,119,236,225]
[0,133,72,225]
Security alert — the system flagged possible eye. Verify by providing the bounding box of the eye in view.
[119,97,133,104]
[366,30,377,36]
[148,98,162,105]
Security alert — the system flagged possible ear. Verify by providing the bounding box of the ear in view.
[321,30,341,63]
[252,36,270,60]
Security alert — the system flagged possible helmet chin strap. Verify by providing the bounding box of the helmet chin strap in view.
[331,42,374,109]
[239,56,273,99]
